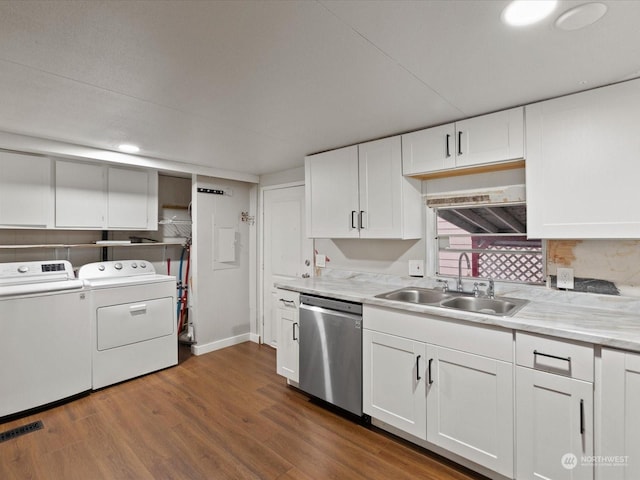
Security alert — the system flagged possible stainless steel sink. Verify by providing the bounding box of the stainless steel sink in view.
[440,295,528,317]
[375,286,529,317]
[375,287,451,305]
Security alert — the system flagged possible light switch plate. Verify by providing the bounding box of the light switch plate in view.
[409,260,424,277]
[557,267,574,289]
[315,254,326,268]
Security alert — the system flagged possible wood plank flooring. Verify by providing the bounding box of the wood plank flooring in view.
[0,342,485,479]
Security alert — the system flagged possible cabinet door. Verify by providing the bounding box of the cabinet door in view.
[0,152,52,227]
[55,161,106,228]
[107,167,154,229]
[455,107,524,168]
[363,329,426,439]
[526,79,640,238]
[426,346,513,477]
[358,137,403,238]
[600,348,640,479]
[401,124,455,175]
[305,146,359,238]
[516,366,593,480]
[276,302,299,382]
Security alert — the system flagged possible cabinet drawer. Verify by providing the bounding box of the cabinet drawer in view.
[275,289,300,309]
[515,332,593,382]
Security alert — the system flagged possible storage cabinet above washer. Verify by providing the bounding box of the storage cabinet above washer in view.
[55,160,158,230]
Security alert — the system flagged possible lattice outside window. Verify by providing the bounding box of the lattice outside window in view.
[435,203,544,285]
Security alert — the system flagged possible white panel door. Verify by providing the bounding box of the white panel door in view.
[455,107,524,168]
[363,329,427,439]
[107,167,150,229]
[516,367,593,480]
[526,79,640,238]
[401,123,455,175]
[55,160,106,228]
[305,146,359,238]
[358,136,403,238]
[0,152,52,227]
[600,348,640,479]
[263,186,312,346]
[426,346,514,478]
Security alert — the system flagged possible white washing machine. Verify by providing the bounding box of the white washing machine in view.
[0,260,91,418]
[78,260,177,389]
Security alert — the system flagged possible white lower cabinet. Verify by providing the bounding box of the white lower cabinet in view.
[516,332,594,480]
[599,348,640,479]
[275,289,299,383]
[362,305,514,479]
[363,329,427,439]
[426,345,514,477]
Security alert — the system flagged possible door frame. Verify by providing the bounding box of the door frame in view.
[258,181,307,345]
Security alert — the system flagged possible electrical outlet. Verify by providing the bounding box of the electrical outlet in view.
[408,260,424,277]
[557,267,574,289]
[315,254,326,268]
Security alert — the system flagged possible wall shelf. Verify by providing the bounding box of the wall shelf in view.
[0,242,184,250]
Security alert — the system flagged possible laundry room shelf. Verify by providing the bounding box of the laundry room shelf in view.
[0,242,183,250]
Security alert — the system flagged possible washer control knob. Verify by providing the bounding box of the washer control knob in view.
[114,263,123,270]
[140,262,147,268]
[98,265,105,271]
[18,266,29,273]
[131,262,138,269]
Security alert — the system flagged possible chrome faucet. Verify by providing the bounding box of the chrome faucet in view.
[457,252,470,292]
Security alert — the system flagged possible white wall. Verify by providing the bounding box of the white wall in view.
[259,166,304,187]
[191,175,255,354]
[313,238,425,277]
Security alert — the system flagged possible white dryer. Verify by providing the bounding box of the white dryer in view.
[78,260,177,389]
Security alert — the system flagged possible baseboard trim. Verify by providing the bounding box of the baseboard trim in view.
[249,333,260,344]
[191,333,251,356]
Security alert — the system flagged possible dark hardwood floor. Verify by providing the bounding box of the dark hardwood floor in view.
[1,342,484,479]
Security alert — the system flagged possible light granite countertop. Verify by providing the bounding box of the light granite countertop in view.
[275,270,640,353]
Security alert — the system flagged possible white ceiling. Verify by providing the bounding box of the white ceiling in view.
[1,0,639,177]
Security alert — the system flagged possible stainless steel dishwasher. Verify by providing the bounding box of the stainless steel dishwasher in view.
[298,294,363,417]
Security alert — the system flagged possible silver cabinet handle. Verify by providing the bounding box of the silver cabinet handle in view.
[416,355,421,381]
[580,399,585,435]
[292,322,298,341]
[445,134,451,157]
[458,131,463,155]
[351,210,357,229]
[279,299,296,306]
[359,211,366,230]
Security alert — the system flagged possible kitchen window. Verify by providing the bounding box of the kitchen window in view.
[434,203,544,285]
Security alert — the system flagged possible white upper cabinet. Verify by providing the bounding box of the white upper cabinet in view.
[107,166,157,229]
[402,107,524,176]
[55,161,106,228]
[526,79,640,238]
[0,152,53,228]
[305,137,422,239]
[55,160,157,230]
[305,145,360,238]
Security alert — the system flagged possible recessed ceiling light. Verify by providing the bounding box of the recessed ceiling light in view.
[502,0,558,27]
[118,144,140,154]
[555,3,607,31]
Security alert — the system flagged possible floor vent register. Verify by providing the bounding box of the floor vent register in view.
[0,420,44,443]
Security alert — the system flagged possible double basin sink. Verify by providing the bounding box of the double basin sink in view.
[375,286,529,317]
